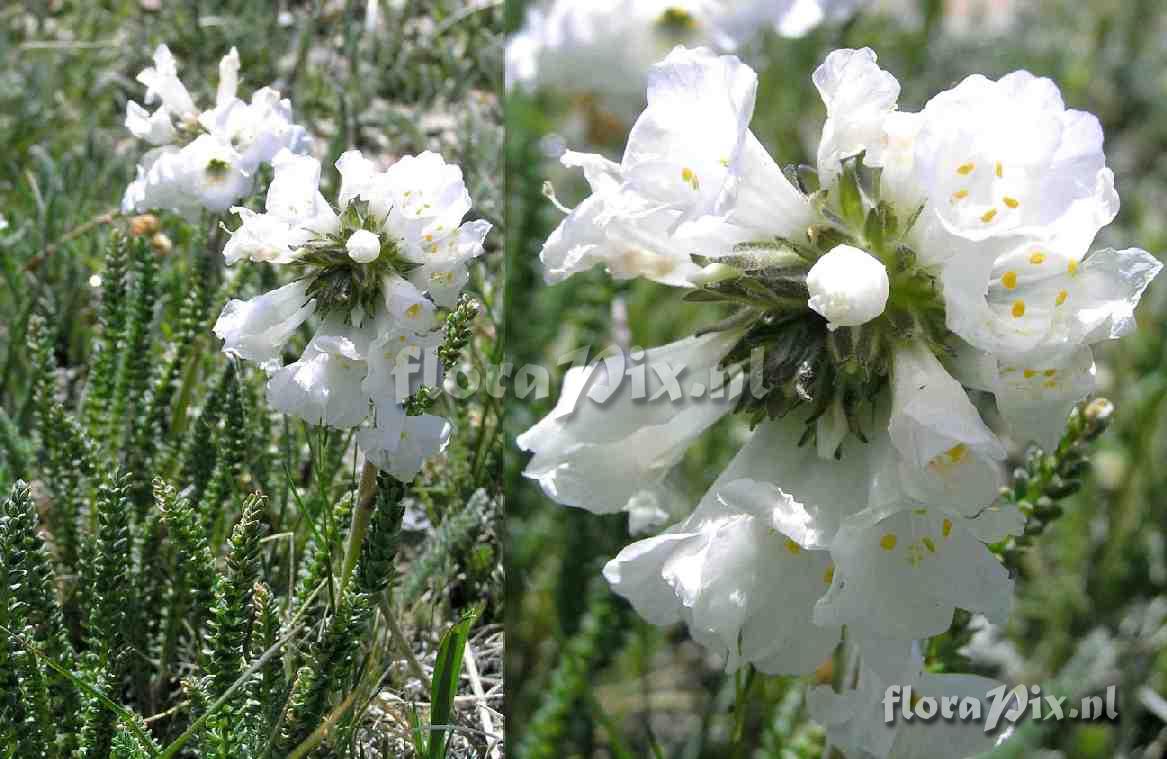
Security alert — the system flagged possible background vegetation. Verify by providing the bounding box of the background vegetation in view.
[504,0,1167,756]
[0,0,503,756]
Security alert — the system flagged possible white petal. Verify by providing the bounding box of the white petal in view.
[517,330,743,514]
[622,46,757,219]
[266,150,323,220]
[889,343,1005,515]
[216,47,240,107]
[815,507,1013,640]
[213,280,315,367]
[813,48,900,184]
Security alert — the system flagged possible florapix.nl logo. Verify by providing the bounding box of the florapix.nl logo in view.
[884,683,1119,731]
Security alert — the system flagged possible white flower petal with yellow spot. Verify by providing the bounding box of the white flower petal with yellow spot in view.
[517,330,744,514]
[911,70,1111,244]
[889,342,1005,516]
[604,475,842,676]
[815,505,1012,640]
[968,244,1161,360]
[367,151,474,245]
[995,347,1097,451]
[622,46,757,220]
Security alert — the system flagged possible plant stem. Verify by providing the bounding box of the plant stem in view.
[339,460,380,598]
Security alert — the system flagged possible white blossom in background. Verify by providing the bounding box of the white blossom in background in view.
[122,45,310,218]
[520,43,1161,757]
[213,149,489,480]
[506,0,870,141]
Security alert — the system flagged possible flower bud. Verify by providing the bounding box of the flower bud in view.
[130,214,160,236]
[806,244,889,330]
[346,229,381,263]
[150,232,172,255]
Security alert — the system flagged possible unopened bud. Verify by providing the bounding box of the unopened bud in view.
[807,244,889,331]
[130,214,160,236]
[150,232,172,255]
[346,229,381,263]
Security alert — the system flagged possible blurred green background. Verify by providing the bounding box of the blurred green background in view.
[504,0,1167,756]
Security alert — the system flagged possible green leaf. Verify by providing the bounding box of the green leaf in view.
[428,607,479,759]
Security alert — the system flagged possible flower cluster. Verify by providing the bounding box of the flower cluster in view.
[214,149,490,480]
[122,45,310,217]
[520,46,1161,756]
[506,0,867,135]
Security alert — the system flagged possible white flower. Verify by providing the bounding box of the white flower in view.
[539,47,814,287]
[517,330,743,514]
[527,45,1161,745]
[213,280,316,369]
[888,342,1005,515]
[807,244,891,330]
[506,0,710,123]
[913,72,1110,242]
[135,44,197,122]
[815,502,1015,641]
[813,47,901,185]
[948,239,1161,361]
[346,229,381,263]
[622,46,758,221]
[123,135,253,217]
[198,87,310,174]
[213,149,488,479]
[266,319,374,429]
[358,414,452,481]
[604,475,842,675]
[540,152,701,286]
[123,44,309,217]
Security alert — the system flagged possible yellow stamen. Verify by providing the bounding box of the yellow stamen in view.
[952,189,969,201]
[880,533,898,551]
[942,519,953,538]
[1030,252,1046,265]
[1043,369,1057,377]
[1056,289,1068,306]
[957,162,976,175]
[981,208,999,223]
[1003,196,1020,209]
[823,565,835,584]
[1011,300,1026,318]
[1001,271,1018,289]
[681,167,699,190]
[947,444,968,463]
[1023,369,1037,379]
[995,161,1004,178]
[405,303,422,319]
[1068,259,1079,275]
[784,538,802,555]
